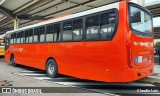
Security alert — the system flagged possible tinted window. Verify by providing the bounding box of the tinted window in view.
[17,31,23,43]
[13,33,16,43]
[25,30,29,43]
[54,24,61,42]
[28,29,33,43]
[63,21,72,41]
[73,19,83,41]
[34,28,40,43]
[11,34,14,44]
[46,24,54,42]
[86,15,100,40]
[20,31,24,43]
[39,26,45,42]
[5,33,10,50]
[100,12,116,40]
[16,32,21,43]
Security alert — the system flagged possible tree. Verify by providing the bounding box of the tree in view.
[155,42,160,49]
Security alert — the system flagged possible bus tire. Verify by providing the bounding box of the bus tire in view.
[11,55,17,67]
[46,59,58,78]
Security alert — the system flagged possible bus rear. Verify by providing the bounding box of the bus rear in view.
[126,2,154,81]
[0,38,5,56]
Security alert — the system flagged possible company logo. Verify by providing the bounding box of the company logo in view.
[134,41,153,47]
[2,88,11,93]
[0,80,13,87]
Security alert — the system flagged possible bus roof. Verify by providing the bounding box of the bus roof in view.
[6,2,119,34]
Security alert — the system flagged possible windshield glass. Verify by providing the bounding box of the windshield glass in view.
[0,39,4,46]
[129,4,153,37]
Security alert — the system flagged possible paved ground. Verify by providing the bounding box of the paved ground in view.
[0,57,160,96]
[154,55,159,65]
[154,65,160,73]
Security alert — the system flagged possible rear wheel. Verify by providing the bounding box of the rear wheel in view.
[11,56,17,67]
[46,59,58,78]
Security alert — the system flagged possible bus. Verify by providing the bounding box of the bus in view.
[4,1,154,82]
[0,35,5,56]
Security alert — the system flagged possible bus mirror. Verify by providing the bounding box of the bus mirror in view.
[131,11,141,23]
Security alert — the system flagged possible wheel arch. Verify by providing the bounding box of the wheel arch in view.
[10,53,14,61]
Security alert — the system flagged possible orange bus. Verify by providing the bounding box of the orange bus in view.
[4,1,154,82]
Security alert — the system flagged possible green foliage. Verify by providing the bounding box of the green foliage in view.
[155,42,160,49]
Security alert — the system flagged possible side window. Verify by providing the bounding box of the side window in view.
[100,12,116,40]
[20,31,24,43]
[28,29,33,43]
[11,34,14,44]
[5,33,11,50]
[54,23,61,42]
[13,33,16,44]
[46,24,54,42]
[62,21,72,41]
[40,26,45,42]
[73,19,83,41]
[17,32,20,43]
[25,30,29,43]
[34,28,40,43]
[86,15,100,40]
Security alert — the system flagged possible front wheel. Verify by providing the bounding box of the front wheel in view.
[46,59,58,78]
[11,56,17,67]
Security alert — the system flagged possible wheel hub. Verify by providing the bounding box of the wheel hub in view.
[48,63,54,74]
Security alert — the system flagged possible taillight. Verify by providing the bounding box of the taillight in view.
[127,42,132,68]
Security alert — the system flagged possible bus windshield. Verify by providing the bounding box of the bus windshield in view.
[0,39,4,46]
[129,4,153,37]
